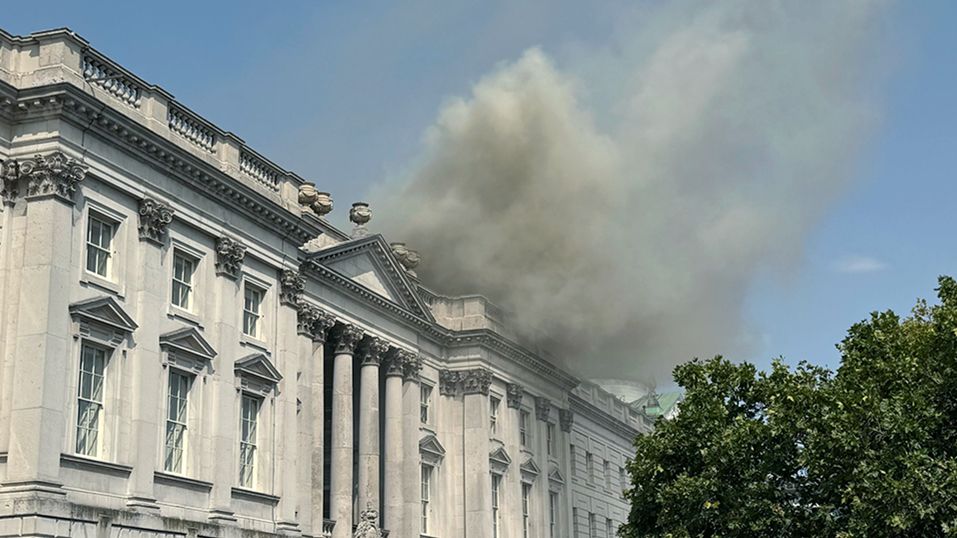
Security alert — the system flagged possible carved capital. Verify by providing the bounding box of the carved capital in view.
[357,335,389,366]
[1,159,21,203]
[402,353,422,382]
[438,370,461,396]
[559,409,574,433]
[383,348,406,377]
[137,197,174,244]
[506,383,524,409]
[535,396,552,421]
[332,323,364,355]
[15,151,87,203]
[461,368,492,396]
[279,269,305,306]
[297,302,335,342]
[215,236,246,279]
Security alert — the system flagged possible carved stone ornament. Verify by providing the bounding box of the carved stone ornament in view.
[298,183,333,218]
[332,323,364,355]
[349,202,372,238]
[214,236,246,279]
[403,249,420,278]
[357,335,389,366]
[559,409,574,433]
[402,353,423,382]
[439,369,462,396]
[506,383,524,409]
[296,302,336,342]
[279,269,305,306]
[5,151,88,203]
[461,368,493,396]
[383,348,406,377]
[353,504,382,538]
[137,197,174,243]
[535,396,552,421]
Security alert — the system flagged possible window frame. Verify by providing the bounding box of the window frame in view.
[238,393,261,489]
[75,342,109,457]
[491,473,502,538]
[420,383,433,424]
[170,250,197,312]
[546,422,556,457]
[421,463,433,534]
[519,409,530,447]
[242,282,265,339]
[522,482,531,538]
[163,369,192,474]
[549,491,559,538]
[489,396,500,435]
[589,513,597,538]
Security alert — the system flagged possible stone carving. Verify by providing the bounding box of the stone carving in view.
[1,159,21,203]
[298,183,333,218]
[535,396,552,421]
[401,352,422,382]
[214,236,246,279]
[296,302,335,342]
[10,151,88,202]
[353,505,381,538]
[279,269,305,306]
[332,323,364,355]
[383,348,406,377]
[389,241,420,278]
[559,409,574,433]
[357,335,389,366]
[439,369,462,396]
[461,368,492,395]
[506,383,524,409]
[349,202,372,238]
[137,197,174,243]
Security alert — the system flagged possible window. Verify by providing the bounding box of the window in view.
[86,215,114,278]
[171,252,196,310]
[586,452,594,483]
[520,410,530,447]
[242,284,263,338]
[619,466,626,490]
[490,397,500,435]
[421,464,433,534]
[589,513,597,538]
[522,483,531,538]
[547,422,556,456]
[164,371,191,473]
[420,384,432,424]
[573,508,579,536]
[607,518,615,537]
[604,460,611,489]
[239,394,260,488]
[76,344,107,456]
[570,444,576,476]
[491,473,501,538]
[549,492,559,538]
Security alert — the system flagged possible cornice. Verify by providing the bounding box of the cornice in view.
[569,393,639,441]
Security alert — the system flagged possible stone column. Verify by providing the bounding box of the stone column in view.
[401,356,423,538]
[277,270,306,531]
[297,302,335,536]
[5,152,86,489]
[330,323,363,538]
[462,368,493,538]
[356,335,388,517]
[382,349,410,533]
[559,409,575,538]
[126,197,174,510]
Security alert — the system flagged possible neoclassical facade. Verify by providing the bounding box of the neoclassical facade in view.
[0,28,649,538]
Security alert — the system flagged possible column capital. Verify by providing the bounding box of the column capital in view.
[296,302,336,342]
[357,335,389,366]
[535,396,552,421]
[384,349,413,377]
[137,197,174,244]
[461,368,492,396]
[559,409,574,432]
[402,354,422,382]
[438,369,461,396]
[332,323,364,355]
[506,383,524,409]
[6,151,88,204]
[215,236,246,279]
[279,269,305,306]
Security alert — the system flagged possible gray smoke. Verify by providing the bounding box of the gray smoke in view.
[370,0,890,383]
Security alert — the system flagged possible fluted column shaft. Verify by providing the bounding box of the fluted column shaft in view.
[357,336,387,516]
[330,324,363,538]
[383,351,410,533]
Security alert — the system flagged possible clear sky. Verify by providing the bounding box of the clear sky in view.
[4,1,955,379]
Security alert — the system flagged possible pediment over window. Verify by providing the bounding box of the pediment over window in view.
[70,296,138,334]
[548,465,566,489]
[303,235,434,322]
[489,446,512,474]
[521,457,541,482]
[160,327,217,362]
[420,434,446,465]
[235,353,282,385]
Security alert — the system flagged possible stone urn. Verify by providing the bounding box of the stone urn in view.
[403,249,420,278]
[312,191,333,218]
[350,202,372,237]
[390,242,410,265]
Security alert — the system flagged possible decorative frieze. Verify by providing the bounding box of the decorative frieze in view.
[461,368,493,396]
[402,352,422,382]
[535,396,552,421]
[137,197,174,244]
[3,152,88,203]
[357,335,389,366]
[506,383,524,409]
[214,236,246,279]
[296,302,336,342]
[279,269,305,306]
[439,370,462,396]
[559,409,574,433]
[332,323,364,355]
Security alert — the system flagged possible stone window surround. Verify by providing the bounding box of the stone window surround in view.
[80,197,129,298]
[233,353,281,494]
[239,272,272,350]
[159,338,213,480]
[167,237,206,323]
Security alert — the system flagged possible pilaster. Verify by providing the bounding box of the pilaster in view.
[401,355,422,538]
[461,368,493,538]
[382,348,409,534]
[276,273,304,533]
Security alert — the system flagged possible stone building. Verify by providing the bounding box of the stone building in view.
[0,28,648,538]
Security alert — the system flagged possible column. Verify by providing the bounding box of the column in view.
[356,335,388,517]
[330,323,363,538]
[401,356,423,538]
[462,368,493,538]
[382,349,410,533]
[126,197,175,509]
[5,152,86,489]
[277,270,306,531]
[297,303,335,536]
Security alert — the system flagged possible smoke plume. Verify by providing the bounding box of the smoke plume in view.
[370,1,890,383]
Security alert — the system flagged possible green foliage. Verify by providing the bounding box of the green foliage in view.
[621,276,957,537]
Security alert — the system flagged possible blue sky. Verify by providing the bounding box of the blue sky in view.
[4,1,955,378]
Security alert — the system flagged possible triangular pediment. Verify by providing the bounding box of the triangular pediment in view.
[304,235,434,321]
[521,457,541,477]
[235,353,282,385]
[489,446,512,466]
[160,327,216,361]
[419,434,446,460]
[69,296,138,334]
[548,465,566,485]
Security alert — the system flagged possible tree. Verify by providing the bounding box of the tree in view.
[622,277,957,537]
